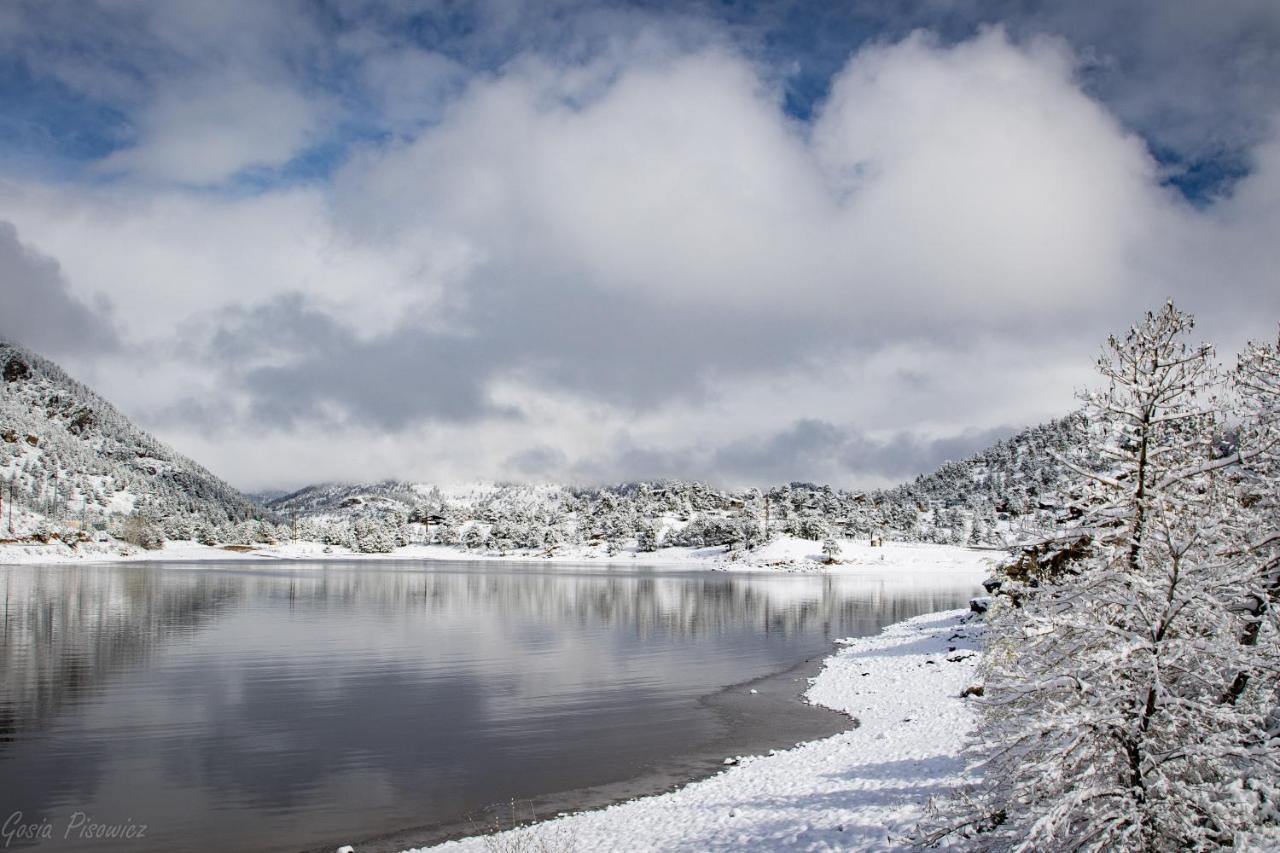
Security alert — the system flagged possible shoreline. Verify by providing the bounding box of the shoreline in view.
[393,608,984,853]
[317,652,855,853]
[0,537,997,581]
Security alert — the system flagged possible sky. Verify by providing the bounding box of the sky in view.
[1,0,1279,492]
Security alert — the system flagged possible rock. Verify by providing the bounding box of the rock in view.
[24,434,39,447]
[969,596,991,615]
[960,684,985,698]
[981,576,1003,594]
[3,357,31,382]
[66,408,98,436]
[723,757,738,765]
[1,429,16,443]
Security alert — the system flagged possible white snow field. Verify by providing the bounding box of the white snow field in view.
[395,608,985,853]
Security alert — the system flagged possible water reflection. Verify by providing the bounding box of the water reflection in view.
[0,561,978,852]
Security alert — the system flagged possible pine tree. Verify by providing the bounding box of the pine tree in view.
[636,520,660,553]
[461,524,488,551]
[353,516,397,553]
[1220,329,1280,707]
[929,305,1280,850]
[968,515,986,545]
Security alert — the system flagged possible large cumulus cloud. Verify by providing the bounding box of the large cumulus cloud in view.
[0,14,1277,490]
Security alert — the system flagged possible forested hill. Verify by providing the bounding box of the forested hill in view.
[0,336,1085,553]
[881,414,1086,530]
[263,414,1086,551]
[0,341,262,537]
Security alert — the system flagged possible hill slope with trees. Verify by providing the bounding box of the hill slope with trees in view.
[0,338,1089,557]
[0,341,263,547]
[261,415,1086,555]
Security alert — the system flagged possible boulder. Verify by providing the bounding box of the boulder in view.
[3,357,31,382]
[67,408,98,436]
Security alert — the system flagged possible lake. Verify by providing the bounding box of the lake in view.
[0,560,980,852]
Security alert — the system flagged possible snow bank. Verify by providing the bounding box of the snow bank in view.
[0,539,273,564]
[399,609,984,853]
[0,536,996,583]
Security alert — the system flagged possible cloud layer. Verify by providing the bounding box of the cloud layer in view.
[0,221,117,355]
[1,4,1278,490]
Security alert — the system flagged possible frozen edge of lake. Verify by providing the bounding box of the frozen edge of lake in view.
[395,607,984,853]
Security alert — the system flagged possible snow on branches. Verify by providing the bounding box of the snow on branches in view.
[923,305,1280,851]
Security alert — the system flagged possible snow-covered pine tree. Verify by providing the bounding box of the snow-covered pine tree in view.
[461,523,488,551]
[1220,328,1280,708]
[540,523,562,554]
[968,514,986,546]
[928,304,1280,850]
[636,520,660,552]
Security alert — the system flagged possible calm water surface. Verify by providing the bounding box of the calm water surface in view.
[0,560,979,852]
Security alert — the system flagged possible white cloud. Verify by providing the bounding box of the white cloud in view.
[97,76,323,184]
[332,27,1177,335]
[0,182,455,341]
[2,27,1278,489]
[814,29,1167,320]
[355,47,470,133]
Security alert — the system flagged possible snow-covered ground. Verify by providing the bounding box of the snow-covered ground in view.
[391,608,983,853]
[0,535,996,582]
[0,538,272,564]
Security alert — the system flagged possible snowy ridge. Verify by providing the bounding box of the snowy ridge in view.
[0,341,261,538]
[261,416,1086,557]
[1,337,1084,560]
[404,609,984,853]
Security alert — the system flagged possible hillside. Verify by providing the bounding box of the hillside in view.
[263,414,1086,554]
[880,413,1086,536]
[0,337,1086,558]
[0,341,262,544]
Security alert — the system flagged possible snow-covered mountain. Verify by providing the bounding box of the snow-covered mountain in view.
[0,341,262,540]
[880,413,1086,534]
[263,414,1086,552]
[0,337,1087,555]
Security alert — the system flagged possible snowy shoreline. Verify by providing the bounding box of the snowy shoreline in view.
[387,608,984,853]
[0,536,996,581]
